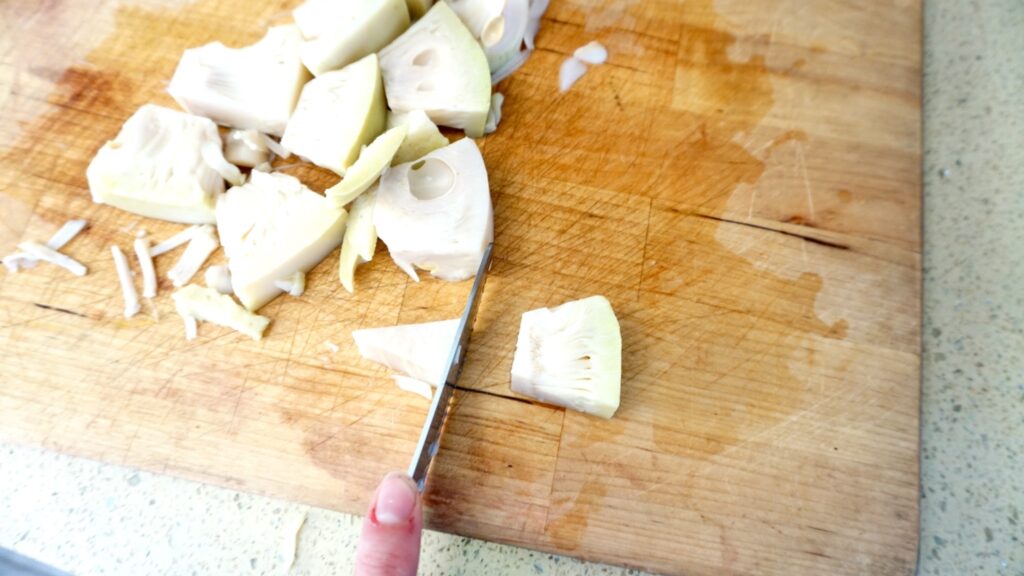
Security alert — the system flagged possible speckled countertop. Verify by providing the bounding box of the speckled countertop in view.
[0,443,642,576]
[918,1,1024,574]
[2,1,1022,575]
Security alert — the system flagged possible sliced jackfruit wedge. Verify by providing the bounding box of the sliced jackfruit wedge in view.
[374,138,493,282]
[511,296,622,419]
[86,104,230,225]
[326,124,407,209]
[216,171,348,311]
[338,188,379,293]
[167,26,308,138]
[281,54,386,176]
[353,318,459,383]
[379,1,491,137]
[295,0,410,76]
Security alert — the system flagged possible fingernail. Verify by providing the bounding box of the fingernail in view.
[373,473,417,525]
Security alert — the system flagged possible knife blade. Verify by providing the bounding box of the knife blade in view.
[407,243,494,491]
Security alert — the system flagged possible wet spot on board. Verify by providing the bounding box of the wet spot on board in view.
[49,67,131,113]
[827,319,849,339]
[547,479,606,551]
[546,0,855,557]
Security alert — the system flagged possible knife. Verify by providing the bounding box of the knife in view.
[407,243,494,491]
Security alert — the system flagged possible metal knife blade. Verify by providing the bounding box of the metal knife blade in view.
[407,243,494,491]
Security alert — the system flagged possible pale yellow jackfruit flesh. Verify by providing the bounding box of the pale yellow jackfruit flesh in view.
[281,54,386,176]
[510,296,622,419]
[86,104,228,225]
[326,124,408,208]
[379,2,491,137]
[216,171,348,311]
[338,188,379,293]
[387,109,449,165]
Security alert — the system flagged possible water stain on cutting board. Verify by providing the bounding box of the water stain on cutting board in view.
[546,478,606,551]
[540,0,851,554]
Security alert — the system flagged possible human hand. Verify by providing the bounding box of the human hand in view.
[355,472,423,575]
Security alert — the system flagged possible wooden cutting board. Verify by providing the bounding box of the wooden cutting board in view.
[0,0,921,574]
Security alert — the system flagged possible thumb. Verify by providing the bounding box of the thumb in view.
[355,472,423,576]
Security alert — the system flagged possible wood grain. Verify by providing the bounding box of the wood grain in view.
[0,0,921,574]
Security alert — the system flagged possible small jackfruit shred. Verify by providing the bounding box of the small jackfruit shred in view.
[167,225,220,287]
[172,284,271,341]
[559,41,608,92]
[111,245,141,319]
[18,241,87,277]
[133,237,158,298]
[4,220,87,274]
